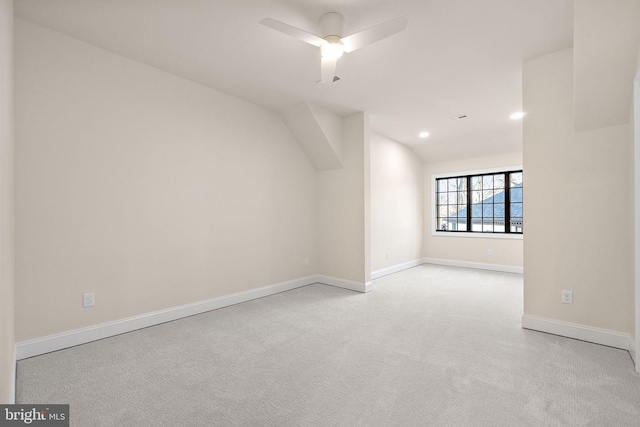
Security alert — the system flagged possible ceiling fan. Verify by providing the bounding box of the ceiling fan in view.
[260,12,408,85]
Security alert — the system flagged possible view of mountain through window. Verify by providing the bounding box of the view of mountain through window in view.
[436,171,522,234]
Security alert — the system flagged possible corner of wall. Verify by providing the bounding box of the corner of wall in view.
[0,0,15,405]
[317,111,369,284]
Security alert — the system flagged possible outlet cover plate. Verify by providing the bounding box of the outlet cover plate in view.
[83,292,95,308]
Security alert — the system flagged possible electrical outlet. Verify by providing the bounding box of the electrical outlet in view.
[83,292,95,308]
[386,252,390,260]
[487,249,494,256]
[305,258,310,267]
[561,290,573,304]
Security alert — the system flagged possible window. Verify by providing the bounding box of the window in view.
[435,170,522,234]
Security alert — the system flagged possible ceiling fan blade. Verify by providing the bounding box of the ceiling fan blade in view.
[341,16,408,53]
[320,56,337,85]
[260,18,326,47]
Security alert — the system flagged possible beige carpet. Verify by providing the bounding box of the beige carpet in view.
[17,265,640,426]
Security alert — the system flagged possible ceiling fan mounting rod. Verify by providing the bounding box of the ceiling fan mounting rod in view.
[319,12,344,37]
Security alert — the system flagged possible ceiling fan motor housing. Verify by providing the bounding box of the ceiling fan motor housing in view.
[319,12,344,37]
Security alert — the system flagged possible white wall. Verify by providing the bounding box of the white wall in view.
[422,153,524,270]
[14,19,318,341]
[634,51,640,360]
[523,48,634,333]
[370,132,423,273]
[317,112,370,284]
[573,0,640,132]
[0,0,14,404]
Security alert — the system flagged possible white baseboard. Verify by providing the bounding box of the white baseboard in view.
[16,274,373,360]
[629,336,637,367]
[316,275,371,293]
[16,275,318,360]
[371,259,425,280]
[423,257,523,274]
[522,314,633,351]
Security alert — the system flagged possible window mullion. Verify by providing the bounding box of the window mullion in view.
[505,172,511,233]
[466,176,472,232]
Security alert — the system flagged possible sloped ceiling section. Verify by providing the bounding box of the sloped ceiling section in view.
[573,0,640,132]
[12,0,575,164]
[282,102,344,171]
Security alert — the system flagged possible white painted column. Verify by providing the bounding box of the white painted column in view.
[0,0,15,403]
[634,71,640,372]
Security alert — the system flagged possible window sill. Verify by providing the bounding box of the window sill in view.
[431,231,523,240]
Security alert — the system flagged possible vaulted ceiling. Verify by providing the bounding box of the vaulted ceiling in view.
[14,0,574,164]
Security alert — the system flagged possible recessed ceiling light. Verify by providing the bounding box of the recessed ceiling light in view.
[510,112,525,120]
[419,131,430,138]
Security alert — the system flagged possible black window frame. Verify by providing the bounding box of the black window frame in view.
[435,170,523,235]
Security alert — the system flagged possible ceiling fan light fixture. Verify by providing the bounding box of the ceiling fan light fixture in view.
[320,36,344,59]
[260,13,408,83]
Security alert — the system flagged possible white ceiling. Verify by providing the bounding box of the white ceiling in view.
[14,0,574,164]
